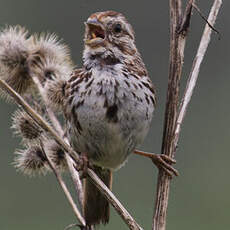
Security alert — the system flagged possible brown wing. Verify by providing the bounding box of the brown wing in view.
[63,68,92,119]
[123,56,157,107]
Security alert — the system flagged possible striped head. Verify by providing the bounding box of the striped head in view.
[83,11,138,66]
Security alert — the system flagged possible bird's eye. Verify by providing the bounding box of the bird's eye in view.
[113,23,122,33]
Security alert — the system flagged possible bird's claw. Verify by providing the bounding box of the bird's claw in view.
[75,154,92,179]
[151,154,179,178]
[134,150,178,177]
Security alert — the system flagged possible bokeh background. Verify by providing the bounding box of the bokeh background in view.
[0,0,229,229]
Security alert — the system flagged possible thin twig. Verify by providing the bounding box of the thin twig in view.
[178,0,194,35]
[0,78,143,230]
[192,2,221,39]
[87,169,143,230]
[153,0,187,229]
[31,75,64,135]
[65,153,84,210]
[47,161,85,226]
[152,0,222,230]
[175,0,222,146]
[31,73,84,210]
[39,140,86,226]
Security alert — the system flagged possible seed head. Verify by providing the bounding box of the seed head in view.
[14,145,48,176]
[0,26,33,94]
[28,33,73,82]
[31,33,72,63]
[27,33,73,110]
[44,78,67,111]
[44,140,67,171]
[11,109,43,142]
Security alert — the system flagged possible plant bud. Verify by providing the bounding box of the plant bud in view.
[44,140,67,171]
[0,26,33,95]
[14,145,48,176]
[11,109,43,142]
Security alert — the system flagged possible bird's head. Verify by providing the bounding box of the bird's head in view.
[83,11,138,67]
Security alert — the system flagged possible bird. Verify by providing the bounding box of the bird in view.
[63,11,176,228]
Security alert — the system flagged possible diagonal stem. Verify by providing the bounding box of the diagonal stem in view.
[31,74,84,211]
[153,0,185,229]
[39,140,86,226]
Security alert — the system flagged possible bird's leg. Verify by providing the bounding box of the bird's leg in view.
[75,152,92,179]
[133,150,179,177]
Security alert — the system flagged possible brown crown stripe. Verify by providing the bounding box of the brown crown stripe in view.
[89,11,121,21]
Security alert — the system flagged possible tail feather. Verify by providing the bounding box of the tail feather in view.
[83,166,112,226]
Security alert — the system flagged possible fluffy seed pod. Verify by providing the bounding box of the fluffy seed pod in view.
[31,33,72,64]
[44,78,67,111]
[27,33,73,110]
[44,140,67,171]
[0,26,33,94]
[28,33,73,82]
[11,109,43,142]
[0,81,14,103]
[14,145,48,176]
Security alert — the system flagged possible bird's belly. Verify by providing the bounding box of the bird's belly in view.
[67,72,155,170]
[69,97,151,170]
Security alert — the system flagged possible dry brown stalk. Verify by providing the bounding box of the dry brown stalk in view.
[40,140,86,226]
[30,73,84,211]
[152,0,222,230]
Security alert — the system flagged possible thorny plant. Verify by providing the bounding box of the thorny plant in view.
[0,26,87,225]
[0,25,143,230]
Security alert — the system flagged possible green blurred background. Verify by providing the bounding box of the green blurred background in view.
[0,0,229,229]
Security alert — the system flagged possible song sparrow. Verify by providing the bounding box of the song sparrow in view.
[64,11,175,227]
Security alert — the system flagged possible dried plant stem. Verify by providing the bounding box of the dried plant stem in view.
[0,77,85,225]
[40,141,86,226]
[175,0,222,142]
[65,153,84,210]
[0,78,143,230]
[31,74,84,210]
[31,76,64,135]
[87,169,143,230]
[153,1,222,230]
[152,0,188,229]
[50,163,85,226]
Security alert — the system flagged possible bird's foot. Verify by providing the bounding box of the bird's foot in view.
[134,150,179,177]
[75,153,92,179]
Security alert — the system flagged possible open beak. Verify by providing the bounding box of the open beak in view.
[85,18,106,46]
